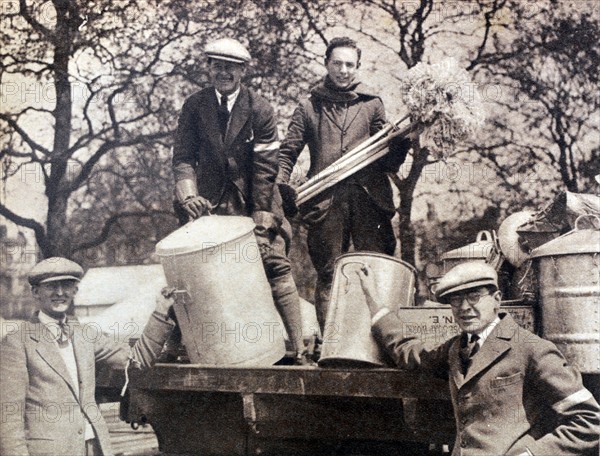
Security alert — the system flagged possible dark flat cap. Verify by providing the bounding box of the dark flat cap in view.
[28,257,84,285]
[435,261,498,302]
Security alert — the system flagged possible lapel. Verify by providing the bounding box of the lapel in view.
[321,98,363,136]
[30,313,79,401]
[342,100,363,134]
[449,337,466,390]
[224,86,251,149]
[461,314,516,387]
[71,320,92,403]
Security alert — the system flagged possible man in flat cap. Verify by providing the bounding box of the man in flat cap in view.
[357,262,600,456]
[171,37,307,363]
[0,257,175,456]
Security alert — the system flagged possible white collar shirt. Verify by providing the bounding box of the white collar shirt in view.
[215,87,240,113]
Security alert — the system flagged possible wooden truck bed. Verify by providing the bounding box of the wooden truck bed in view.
[125,364,455,456]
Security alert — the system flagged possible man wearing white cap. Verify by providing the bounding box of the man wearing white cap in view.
[171,38,307,364]
[357,262,600,456]
[0,257,175,456]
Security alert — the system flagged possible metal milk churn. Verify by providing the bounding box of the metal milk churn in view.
[155,216,286,366]
[531,215,600,374]
[440,230,502,273]
[440,230,507,298]
[319,253,417,367]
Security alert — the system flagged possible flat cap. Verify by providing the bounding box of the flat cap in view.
[28,257,84,286]
[435,261,498,302]
[205,38,251,64]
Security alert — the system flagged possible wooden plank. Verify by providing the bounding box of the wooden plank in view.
[129,365,451,401]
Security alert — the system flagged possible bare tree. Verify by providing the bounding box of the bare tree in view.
[0,0,322,263]
[472,1,599,195]
[0,0,182,257]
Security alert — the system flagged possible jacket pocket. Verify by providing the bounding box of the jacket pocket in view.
[491,372,523,388]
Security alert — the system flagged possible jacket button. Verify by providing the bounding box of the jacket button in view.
[461,440,467,448]
[78,429,83,435]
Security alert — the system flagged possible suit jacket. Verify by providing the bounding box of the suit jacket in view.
[0,311,173,456]
[172,85,281,219]
[278,81,408,223]
[373,312,600,456]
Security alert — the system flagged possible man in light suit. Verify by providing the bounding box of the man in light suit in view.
[357,262,600,455]
[0,257,175,456]
[171,38,307,363]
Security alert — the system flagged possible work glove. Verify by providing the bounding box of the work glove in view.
[278,182,299,217]
[181,195,213,219]
[383,135,412,171]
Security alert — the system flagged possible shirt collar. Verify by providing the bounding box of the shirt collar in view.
[215,87,240,108]
[38,310,66,326]
[469,315,501,347]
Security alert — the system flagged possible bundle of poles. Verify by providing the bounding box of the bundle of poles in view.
[296,113,416,206]
[295,59,486,207]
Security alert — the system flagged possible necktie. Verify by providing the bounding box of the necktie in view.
[218,94,229,139]
[459,333,480,374]
[58,319,71,347]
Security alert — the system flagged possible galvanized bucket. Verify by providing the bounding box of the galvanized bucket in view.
[155,216,286,366]
[531,215,600,374]
[318,253,417,368]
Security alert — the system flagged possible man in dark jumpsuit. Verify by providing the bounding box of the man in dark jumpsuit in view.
[171,38,306,363]
[278,37,411,331]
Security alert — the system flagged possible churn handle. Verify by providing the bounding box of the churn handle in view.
[574,214,600,230]
[476,230,492,242]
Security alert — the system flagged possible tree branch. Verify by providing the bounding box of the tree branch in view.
[71,210,173,253]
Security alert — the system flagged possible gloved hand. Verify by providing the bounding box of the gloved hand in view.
[181,195,213,219]
[385,135,412,170]
[278,182,299,217]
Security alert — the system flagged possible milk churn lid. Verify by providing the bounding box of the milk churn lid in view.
[440,231,497,261]
[531,215,600,258]
[155,215,256,256]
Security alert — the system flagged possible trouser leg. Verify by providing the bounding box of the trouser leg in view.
[349,186,396,255]
[306,190,350,333]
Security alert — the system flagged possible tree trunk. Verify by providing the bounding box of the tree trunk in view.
[45,195,71,257]
[43,0,76,258]
[397,146,430,266]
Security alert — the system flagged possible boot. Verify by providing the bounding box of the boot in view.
[314,277,333,335]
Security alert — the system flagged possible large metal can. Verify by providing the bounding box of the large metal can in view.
[319,253,417,367]
[531,216,600,373]
[155,216,286,366]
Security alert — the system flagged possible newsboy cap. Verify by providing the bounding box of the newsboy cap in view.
[28,257,84,286]
[435,262,498,302]
[204,38,251,64]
